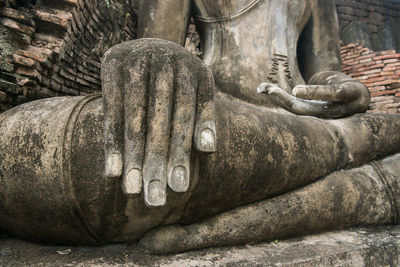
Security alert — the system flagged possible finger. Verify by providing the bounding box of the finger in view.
[167,60,196,193]
[121,52,149,195]
[260,83,362,118]
[257,82,281,95]
[194,65,217,153]
[143,53,175,206]
[102,55,124,179]
[292,84,359,102]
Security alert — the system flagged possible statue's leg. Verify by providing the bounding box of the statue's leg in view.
[1,93,399,245]
[173,96,400,225]
[139,153,400,254]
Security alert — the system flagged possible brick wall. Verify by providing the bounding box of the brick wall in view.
[341,43,400,114]
[336,0,400,52]
[0,0,137,112]
[337,0,400,114]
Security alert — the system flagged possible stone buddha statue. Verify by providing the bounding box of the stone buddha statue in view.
[0,0,399,254]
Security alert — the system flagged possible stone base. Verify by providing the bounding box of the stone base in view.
[0,226,399,266]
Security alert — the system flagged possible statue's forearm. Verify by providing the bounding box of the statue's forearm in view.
[138,0,191,45]
[300,0,341,81]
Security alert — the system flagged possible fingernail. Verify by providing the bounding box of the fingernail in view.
[146,180,166,207]
[200,128,216,152]
[168,165,189,192]
[122,168,142,195]
[105,153,123,178]
[257,85,265,94]
[257,82,268,94]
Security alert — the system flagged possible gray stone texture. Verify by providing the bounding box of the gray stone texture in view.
[0,226,399,266]
[1,87,400,252]
[0,0,400,261]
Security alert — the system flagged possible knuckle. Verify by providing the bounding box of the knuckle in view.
[335,84,346,98]
[102,41,133,62]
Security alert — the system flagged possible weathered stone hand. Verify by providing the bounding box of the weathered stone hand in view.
[258,71,370,118]
[102,39,216,206]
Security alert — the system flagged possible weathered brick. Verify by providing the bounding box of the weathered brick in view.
[39,86,58,97]
[383,103,400,110]
[349,72,364,77]
[7,54,39,69]
[387,84,400,90]
[18,78,35,87]
[373,54,400,60]
[360,58,373,63]
[384,75,400,80]
[362,68,382,75]
[83,74,99,84]
[383,58,400,64]
[58,68,76,82]
[21,45,53,60]
[357,63,384,71]
[75,76,90,86]
[50,79,62,91]
[347,63,366,70]
[381,71,395,76]
[16,66,41,81]
[0,79,19,94]
[368,86,386,91]
[368,79,398,87]
[358,52,376,60]
[343,53,361,60]
[1,17,35,35]
[337,6,355,15]
[0,71,18,83]
[379,50,397,55]
[365,76,385,83]
[386,62,400,67]
[32,6,72,30]
[0,91,8,102]
[354,8,368,17]
[363,61,379,67]
[33,33,64,55]
[0,62,15,73]
[372,96,394,102]
[383,66,397,71]
[0,7,35,26]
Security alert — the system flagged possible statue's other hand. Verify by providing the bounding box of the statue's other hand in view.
[102,39,216,207]
[258,71,370,118]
